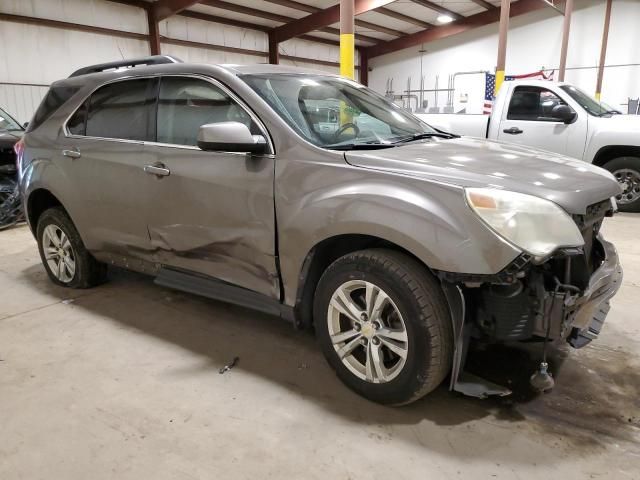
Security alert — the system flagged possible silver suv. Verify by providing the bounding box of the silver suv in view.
[18,56,623,405]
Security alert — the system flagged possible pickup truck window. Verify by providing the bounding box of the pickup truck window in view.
[507,86,568,122]
[559,85,618,116]
[241,74,435,149]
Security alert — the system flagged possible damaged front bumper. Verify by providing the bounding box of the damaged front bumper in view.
[566,236,623,348]
[440,233,623,398]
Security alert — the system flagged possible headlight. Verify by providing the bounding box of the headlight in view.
[465,188,584,257]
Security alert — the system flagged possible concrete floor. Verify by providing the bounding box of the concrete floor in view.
[1,216,639,480]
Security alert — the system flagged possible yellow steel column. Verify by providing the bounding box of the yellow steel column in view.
[340,0,355,80]
[494,0,510,96]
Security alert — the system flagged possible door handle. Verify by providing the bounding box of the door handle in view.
[62,149,81,159]
[144,163,171,177]
[503,127,523,135]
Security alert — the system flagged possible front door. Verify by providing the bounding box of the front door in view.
[497,85,585,157]
[142,76,278,298]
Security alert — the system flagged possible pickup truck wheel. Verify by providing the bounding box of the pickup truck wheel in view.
[36,207,107,288]
[603,157,640,212]
[314,249,453,405]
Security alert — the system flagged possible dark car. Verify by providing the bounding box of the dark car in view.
[0,106,24,229]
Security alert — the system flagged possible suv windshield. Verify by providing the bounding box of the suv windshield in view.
[0,107,22,132]
[241,74,436,149]
[560,85,619,117]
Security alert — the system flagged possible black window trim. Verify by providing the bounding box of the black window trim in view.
[63,73,274,155]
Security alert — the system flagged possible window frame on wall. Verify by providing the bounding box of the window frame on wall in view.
[64,74,274,155]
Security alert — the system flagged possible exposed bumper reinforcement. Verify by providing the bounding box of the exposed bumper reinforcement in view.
[567,236,623,348]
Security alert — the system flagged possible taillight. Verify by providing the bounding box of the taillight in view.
[13,138,24,178]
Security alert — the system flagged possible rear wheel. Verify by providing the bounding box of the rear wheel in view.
[603,156,640,212]
[36,207,107,288]
[314,249,453,405]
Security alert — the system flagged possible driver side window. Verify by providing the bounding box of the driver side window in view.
[157,77,259,146]
[507,86,568,122]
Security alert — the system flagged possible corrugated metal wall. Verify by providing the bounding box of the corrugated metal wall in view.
[0,83,48,125]
[0,0,350,123]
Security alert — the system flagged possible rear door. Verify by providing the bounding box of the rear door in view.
[142,75,278,298]
[497,85,585,156]
[61,77,158,258]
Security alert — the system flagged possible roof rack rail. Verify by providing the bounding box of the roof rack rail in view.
[69,55,183,78]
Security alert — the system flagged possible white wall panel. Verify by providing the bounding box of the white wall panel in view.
[369,0,640,113]
[160,15,268,53]
[0,84,49,125]
[1,0,147,33]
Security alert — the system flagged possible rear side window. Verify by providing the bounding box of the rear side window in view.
[157,77,259,146]
[507,86,567,121]
[69,78,158,141]
[27,85,80,132]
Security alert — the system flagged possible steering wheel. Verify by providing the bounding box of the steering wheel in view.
[334,122,360,141]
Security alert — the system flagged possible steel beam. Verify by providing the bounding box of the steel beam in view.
[271,0,396,44]
[365,0,548,58]
[409,0,463,20]
[268,32,279,64]
[595,0,612,100]
[153,0,202,21]
[469,0,498,10]
[341,0,356,79]
[374,7,433,28]
[147,8,161,54]
[494,0,510,95]
[263,0,403,37]
[558,0,574,81]
[360,50,369,86]
[202,0,379,44]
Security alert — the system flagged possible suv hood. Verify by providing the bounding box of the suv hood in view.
[344,137,621,214]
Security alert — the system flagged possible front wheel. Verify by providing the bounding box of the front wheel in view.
[314,249,453,405]
[603,156,640,213]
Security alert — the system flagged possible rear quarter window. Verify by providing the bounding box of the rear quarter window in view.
[27,85,80,132]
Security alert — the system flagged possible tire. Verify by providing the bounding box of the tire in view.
[602,156,640,213]
[314,248,453,405]
[36,207,107,288]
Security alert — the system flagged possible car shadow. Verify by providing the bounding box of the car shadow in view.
[19,262,640,459]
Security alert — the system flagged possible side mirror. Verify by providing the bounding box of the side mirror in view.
[23,122,29,128]
[552,104,577,124]
[197,122,268,154]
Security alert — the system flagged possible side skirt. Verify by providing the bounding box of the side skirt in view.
[155,267,295,323]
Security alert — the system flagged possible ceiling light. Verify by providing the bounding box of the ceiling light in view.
[437,14,454,23]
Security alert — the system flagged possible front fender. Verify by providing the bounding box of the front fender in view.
[276,157,521,306]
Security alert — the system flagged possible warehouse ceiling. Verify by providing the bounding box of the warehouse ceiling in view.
[125,0,503,43]
[108,0,560,57]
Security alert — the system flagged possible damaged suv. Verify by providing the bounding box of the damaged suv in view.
[18,56,623,405]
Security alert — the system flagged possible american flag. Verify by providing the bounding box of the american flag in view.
[483,70,555,114]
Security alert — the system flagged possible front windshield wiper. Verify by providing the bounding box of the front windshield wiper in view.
[326,143,397,151]
[391,132,458,144]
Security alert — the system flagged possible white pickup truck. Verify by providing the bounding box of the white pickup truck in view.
[418,80,640,212]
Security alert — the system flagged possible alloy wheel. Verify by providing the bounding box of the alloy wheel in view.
[327,280,408,384]
[613,168,640,205]
[42,224,76,283]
